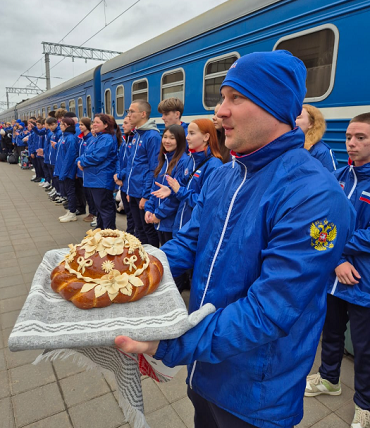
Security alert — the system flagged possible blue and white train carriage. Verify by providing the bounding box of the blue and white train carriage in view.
[1,0,369,166]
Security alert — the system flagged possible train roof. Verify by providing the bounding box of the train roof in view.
[15,65,101,110]
[101,0,280,76]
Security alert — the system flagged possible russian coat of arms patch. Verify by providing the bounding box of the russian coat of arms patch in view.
[310,219,337,251]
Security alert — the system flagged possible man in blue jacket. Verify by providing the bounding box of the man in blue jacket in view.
[305,113,370,428]
[115,51,356,428]
[123,99,162,247]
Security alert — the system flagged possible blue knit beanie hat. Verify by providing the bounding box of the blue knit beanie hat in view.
[220,50,307,128]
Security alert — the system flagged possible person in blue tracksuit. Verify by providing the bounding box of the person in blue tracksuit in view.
[144,124,188,245]
[14,122,27,162]
[76,117,95,219]
[305,113,370,427]
[114,116,135,235]
[157,97,188,135]
[123,100,162,246]
[77,113,118,230]
[296,104,338,172]
[58,117,78,222]
[48,119,63,200]
[31,119,47,183]
[115,51,356,428]
[152,119,223,237]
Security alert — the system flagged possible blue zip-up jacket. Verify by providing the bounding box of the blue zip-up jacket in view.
[327,161,370,307]
[172,147,222,235]
[32,128,46,158]
[145,151,188,232]
[15,130,26,147]
[309,139,338,172]
[123,119,162,199]
[155,128,355,428]
[117,133,134,181]
[77,132,117,191]
[58,131,78,181]
[50,126,62,166]
[76,132,94,178]
[27,132,36,154]
[43,129,52,165]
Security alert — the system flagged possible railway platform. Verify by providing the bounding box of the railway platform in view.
[0,162,356,428]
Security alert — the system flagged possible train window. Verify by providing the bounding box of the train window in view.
[61,102,66,109]
[53,104,58,110]
[42,108,46,118]
[161,69,185,102]
[69,99,76,113]
[203,52,240,109]
[38,110,41,117]
[132,79,148,102]
[116,86,124,116]
[274,24,339,101]
[87,96,92,118]
[105,89,112,115]
[78,97,83,118]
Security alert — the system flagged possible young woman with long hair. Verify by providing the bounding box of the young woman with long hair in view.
[295,104,338,171]
[152,118,223,236]
[144,124,188,245]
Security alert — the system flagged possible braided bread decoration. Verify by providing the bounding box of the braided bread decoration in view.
[50,229,163,309]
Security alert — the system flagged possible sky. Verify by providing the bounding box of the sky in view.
[0,0,227,110]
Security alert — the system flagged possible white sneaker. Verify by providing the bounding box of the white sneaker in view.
[31,174,36,179]
[90,216,97,227]
[48,188,56,196]
[59,211,70,220]
[42,181,50,188]
[31,168,35,172]
[352,405,370,428]
[305,373,341,397]
[59,212,77,223]
[38,181,45,187]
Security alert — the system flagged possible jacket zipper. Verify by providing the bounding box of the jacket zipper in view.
[126,133,140,196]
[179,154,195,230]
[156,154,169,231]
[189,160,248,389]
[330,165,357,295]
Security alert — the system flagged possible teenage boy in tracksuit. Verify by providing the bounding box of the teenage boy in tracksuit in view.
[305,113,370,428]
[123,99,162,247]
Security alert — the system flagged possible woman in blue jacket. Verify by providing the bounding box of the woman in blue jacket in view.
[296,104,338,171]
[58,117,78,223]
[152,119,223,236]
[76,117,95,220]
[144,124,188,245]
[77,114,118,230]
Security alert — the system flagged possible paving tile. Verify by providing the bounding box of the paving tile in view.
[4,348,42,369]
[19,263,38,275]
[21,272,36,285]
[52,356,86,379]
[340,357,355,389]
[0,370,11,399]
[60,369,110,407]
[157,366,188,403]
[310,412,349,428]
[23,411,72,428]
[0,397,15,428]
[0,251,16,260]
[9,361,56,395]
[68,393,126,428]
[0,296,27,315]
[142,377,169,414]
[12,382,65,427]
[0,272,23,286]
[335,399,355,425]
[315,382,354,411]
[0,245,14,254]
[0,310,21,330]
[0,284,28,300]
[296,397,331,427]
[172,396,194,428]
[145,404,187,428]
[0,348,6,371]
[14,248,40,258]
[103,371,117,391]
[0,259,18,268]
[16,255,42,266]
[0,331,4,348]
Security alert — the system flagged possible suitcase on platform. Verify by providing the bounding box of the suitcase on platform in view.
[7,153,18,164]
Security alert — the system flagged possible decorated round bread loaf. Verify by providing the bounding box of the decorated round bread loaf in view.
[50,229,164,309]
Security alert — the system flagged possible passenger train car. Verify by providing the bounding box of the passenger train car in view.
[1,0,369,166]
